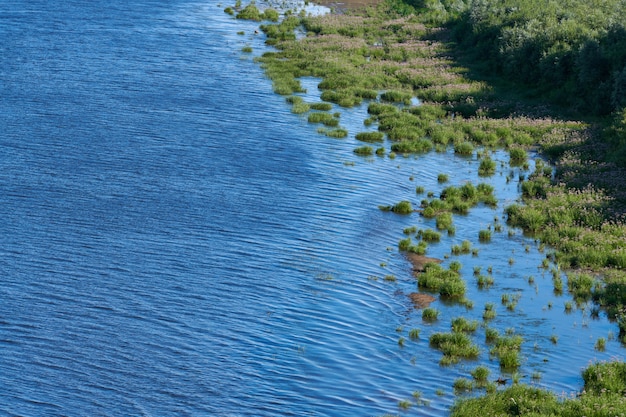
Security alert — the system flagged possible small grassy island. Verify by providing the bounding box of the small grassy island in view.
[229,0,626,414]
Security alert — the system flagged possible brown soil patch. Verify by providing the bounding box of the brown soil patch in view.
[313,0,382,12]
[408,292,436,309]
[406,253,442,273]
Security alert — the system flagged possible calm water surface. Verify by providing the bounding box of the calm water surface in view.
[1,1,623,416]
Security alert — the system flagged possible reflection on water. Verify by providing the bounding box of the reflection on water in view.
[0,1,622,416]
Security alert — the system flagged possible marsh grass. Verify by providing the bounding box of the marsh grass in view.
[419,228,441,242]
[478,156,496,176]
[478,229,491,242]
[452,362,626,417]
[451,317,479,333]
[490,334,523,370]
[422,307,440,321]
[384,200,413,214]
[483,303,496,320]
[353,145,373,156]
[310,102,332,111]
[355,131,384,142]
[430,331,480,364]
[417,263,466,298]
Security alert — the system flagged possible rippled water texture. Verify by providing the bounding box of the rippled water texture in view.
[1,1,623,416]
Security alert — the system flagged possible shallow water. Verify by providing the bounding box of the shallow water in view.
[0,1,623,416]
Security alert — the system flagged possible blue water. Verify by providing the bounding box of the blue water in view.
[1,1,623,416]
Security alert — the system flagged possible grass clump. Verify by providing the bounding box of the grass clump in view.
[417,263,467,298]
[476,274,494,289]
[388,200,413,214]
[353,146,373,156]
[325,128,348,138]
[454,141,474,156]
[355,131,384,143]
[419,228,441,242]
[483,303,496,320]
[489,334,523,370]
[478,157,496,176]
[451,317,479,333]
[422,307,440,321]
[408,328,421,340]
[470,365,490,386]
[430,332,480,365]
[478,229,491,242]
[310,102,332,111]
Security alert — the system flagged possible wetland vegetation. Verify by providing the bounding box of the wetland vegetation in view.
[229,0,626,414]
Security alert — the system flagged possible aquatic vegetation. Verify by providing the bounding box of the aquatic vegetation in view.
[508,147,527,166]
[353,146,373,156]
[385,200,413,214]
[482,303,496,320]
[355,131,384,143]
[417,263,466,298]
[241,45,253,53]
[408,328,421,340]
[422,307,440,321]
[478,157,496,176]
[403,226,417,235]
[235,4,262,21]
[324,128,348,138]
[453,377,474,393]
[437,173,449,183]
[291,101,310,114]
[490,334,523,370]
[419,228,441,242]
[451,240,472,255]
[398,399,411,409]
[430,332,480,364]
[454,141,474,156]
[380,90,412,104]
[485,328,499,343]
[470,365,490,385]
[476,275,494,288]
[310,102,332,111]
[451,317,478,333]
[452,362,626,417]
[308,112,334,124]
[478,229,491,242]
[436,212,453,231]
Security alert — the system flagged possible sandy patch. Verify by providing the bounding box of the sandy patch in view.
[406,253,442,273]
[408,292,436,309]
